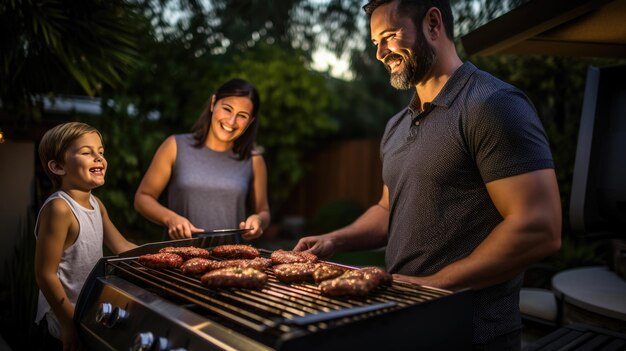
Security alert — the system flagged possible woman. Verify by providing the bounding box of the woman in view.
[135,78,270,240]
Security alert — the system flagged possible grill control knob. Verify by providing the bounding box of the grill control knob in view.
[96,303,112,326]
[109,307,129,328]
[133,332,154,351]
[152,336,170,351]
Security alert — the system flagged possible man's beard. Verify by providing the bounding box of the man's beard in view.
[384,34,436,90]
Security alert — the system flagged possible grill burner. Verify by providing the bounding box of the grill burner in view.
[76,236,472,350]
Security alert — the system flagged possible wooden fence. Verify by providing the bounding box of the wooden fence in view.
[279,138,383,219]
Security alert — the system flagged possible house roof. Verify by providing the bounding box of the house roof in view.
[460,0,626,58]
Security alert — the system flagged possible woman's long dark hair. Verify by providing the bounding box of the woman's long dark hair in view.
[191,78,261,160]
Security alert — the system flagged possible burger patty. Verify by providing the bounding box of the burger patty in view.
[159,246,210,260]
[319,277,377,296]
[356,267,393,285]
[313,264,346,283]
[138,252,183,269]
[270,250,318,265]
[318,267,392,296]
[273,263,318,283]
[180,258,213,275]
[211,245,260,259]
[208,257,271,271]
[200,267,267,289]
[342,267,393,286]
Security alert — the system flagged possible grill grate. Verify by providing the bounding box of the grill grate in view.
[106,251,450,338]
[77,242,473,350]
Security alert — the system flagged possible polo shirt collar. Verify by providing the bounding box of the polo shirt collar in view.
[407,61,477,115]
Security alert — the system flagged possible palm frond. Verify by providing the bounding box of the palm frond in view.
[1,0,142,107]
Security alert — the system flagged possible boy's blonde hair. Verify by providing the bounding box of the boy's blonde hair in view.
[39,122,103,189]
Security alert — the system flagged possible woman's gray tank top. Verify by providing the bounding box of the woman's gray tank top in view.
[168,134,252,231]
[34,190,103,338]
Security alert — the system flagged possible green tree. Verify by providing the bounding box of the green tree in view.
[0,0,142,125]
[208,0,363,60]
[224,44,339,207]
[92,0,362,230]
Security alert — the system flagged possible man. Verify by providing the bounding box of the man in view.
[293,0,562,349]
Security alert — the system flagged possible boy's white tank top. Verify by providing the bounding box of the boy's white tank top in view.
[34,191,103,338]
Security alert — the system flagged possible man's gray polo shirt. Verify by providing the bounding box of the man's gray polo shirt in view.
[381,62,554,343]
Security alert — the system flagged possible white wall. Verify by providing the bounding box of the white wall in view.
[0,140,35,266]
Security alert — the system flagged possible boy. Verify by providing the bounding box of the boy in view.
[34,122,137,351]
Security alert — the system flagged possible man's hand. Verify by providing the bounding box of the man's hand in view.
[293,234,337,259]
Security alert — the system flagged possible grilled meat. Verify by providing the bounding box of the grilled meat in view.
[340,267,392,286]
[138,252,183,269]
[319,277,377,296]
[180,258,213,275]
[211,245,260,259]
[159,246,210,260]
[313,264,346,283]
[273,263,318,283]
[200,267,267,289]
[319,267,392,296]
[270,250,318,265]
[356,267,393,286]
[207,257,271,271]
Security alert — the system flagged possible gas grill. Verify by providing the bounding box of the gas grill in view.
[75,233,472,350]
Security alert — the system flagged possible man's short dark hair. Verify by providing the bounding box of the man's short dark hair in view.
[363,0,455,40]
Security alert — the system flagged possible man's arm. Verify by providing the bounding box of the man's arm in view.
[293,185,391,258]
[395,169,561,290]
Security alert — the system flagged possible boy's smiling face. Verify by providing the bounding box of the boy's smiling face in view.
[57,132,107,191]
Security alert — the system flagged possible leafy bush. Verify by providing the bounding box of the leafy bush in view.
[306,198,364,235]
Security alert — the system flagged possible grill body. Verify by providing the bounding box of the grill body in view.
[75,236,473,350]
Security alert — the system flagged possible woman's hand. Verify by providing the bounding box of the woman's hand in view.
[239,214,264,240]
[164,214,204,239]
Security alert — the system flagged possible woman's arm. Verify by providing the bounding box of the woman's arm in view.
[34,199,81,350]
[134,136,203,239]
[240,154,271,240]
